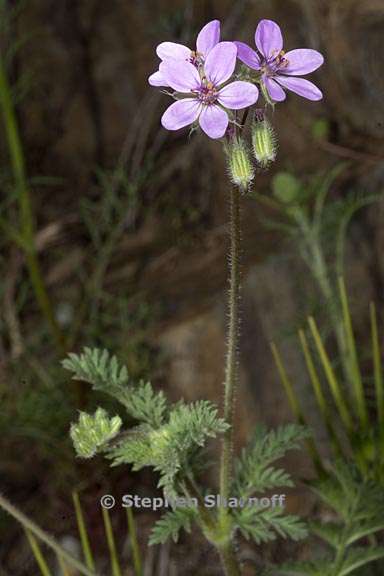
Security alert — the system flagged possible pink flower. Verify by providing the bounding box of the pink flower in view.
[235,19,324,102]
[159,42,259,139]
[149,20,221,87]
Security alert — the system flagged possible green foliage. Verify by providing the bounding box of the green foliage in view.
[281,462,384,576]
[273,291,384,484]
[62,348,167,427]
[107,400,228,497]
[230,423,309,545]
[149,506,198,545]
[64,349,228,498]
[63,348,130,391]
[70,408,122,459]
[311,463,384,543]
[270,168,384,485]
[63,349,309,554]
[233,423,310,497]
[234,505,307,545]
[123,380,167,428]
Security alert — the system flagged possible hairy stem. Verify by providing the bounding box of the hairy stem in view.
[182,476,241,575]
[220,187,241,502]
[0,493,97,576]
[219,540,242,576]
[0,53,66,353]
[218,187,242,576]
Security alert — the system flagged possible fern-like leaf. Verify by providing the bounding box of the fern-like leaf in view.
[123,380,167,428]
[149,507,198,545]
[234,505,307,545]
[63,348,167,427]
[63,348,129,390]
[106,400,227,498]
[234,423,310,497]
[338,546,384,576]
[309,520,341,548]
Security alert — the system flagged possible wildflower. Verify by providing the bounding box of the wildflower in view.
[227,138,254,191]
[149,20,221,87]
[159,42,259,139]
[235,19,324,102]
[251,110,277,167]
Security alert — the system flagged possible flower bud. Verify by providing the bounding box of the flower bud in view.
[227,139,254,192]
[251,111,277,168]
[70,407,122,458]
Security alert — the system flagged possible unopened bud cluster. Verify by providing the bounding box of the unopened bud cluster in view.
[70,407,122,458]
[227,111,278,192]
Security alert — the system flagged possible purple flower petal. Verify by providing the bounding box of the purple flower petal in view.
[263,76,286,102]
[204,42,237,86]
[156,42,191,61]
[196,20,220,58]
[161,98,201,131]
[199,104,228,139]
[148,70,168,87]
[234,41,261,70]
[282,49,324,76]
[255,19,283,60]
[159,60,201,93]
[276,76,323,101]
[217,81,259,109]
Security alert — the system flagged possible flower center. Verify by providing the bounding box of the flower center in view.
[262,50,289,76]
[193,79,218,105]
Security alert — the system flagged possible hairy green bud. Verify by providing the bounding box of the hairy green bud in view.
[227,139,254,192]
[251,113,277,168]
[70,407,122,458]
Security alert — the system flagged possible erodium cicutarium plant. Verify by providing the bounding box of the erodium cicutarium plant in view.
[64,19,324,576]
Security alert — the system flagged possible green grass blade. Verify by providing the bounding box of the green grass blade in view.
[0,493,97,576]
[299,329,329,418]
[72,492,95,571]
[370,303,384,433]
[58,555,71,576]
[308,316,354,433]
[102,507,122,576]
[270,341,306,424]
[270,341,322,470]
[126,508,142,576]
[298,329,343,458]
[338,276,368,429]
[26,530,52,576]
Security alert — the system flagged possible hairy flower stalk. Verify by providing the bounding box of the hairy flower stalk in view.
[218,186,242,576]
[219,541,242,576]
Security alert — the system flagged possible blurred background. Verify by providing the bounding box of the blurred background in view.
[1,0,384,574]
